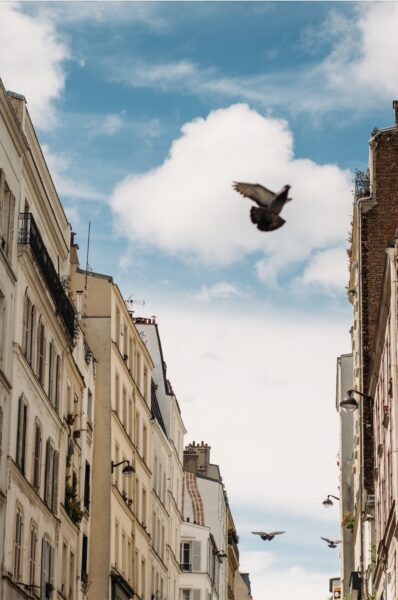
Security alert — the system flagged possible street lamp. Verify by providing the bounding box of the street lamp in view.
[322,494,340,508]
[339,389,373,411]
[111,460,135,476]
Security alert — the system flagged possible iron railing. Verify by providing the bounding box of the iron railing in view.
[18,213,75,340]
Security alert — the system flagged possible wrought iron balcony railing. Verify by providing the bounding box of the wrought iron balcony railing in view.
[18,213,75,340]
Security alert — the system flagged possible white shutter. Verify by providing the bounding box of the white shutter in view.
[33,423,41,491]
[16,395,23,467]
[192,541,201,571]
[51,452,59,514]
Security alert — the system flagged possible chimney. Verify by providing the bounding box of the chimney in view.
[393,100,398,125]
[183,451,198,474]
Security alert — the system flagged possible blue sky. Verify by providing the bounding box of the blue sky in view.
[2,2,398,598]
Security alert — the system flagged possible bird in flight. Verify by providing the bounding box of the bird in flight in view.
[321,537,342,549]
[252,531,286,541]
[233,182,292,232]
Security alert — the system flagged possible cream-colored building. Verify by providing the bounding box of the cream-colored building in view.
[134,317,186,600]
[70,260,154,600]
[0,84,95,600]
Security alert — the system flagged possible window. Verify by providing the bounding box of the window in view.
[55,355,61,412]
[128,540,132,584]
[29,521,38,587]
[36,320,46,385]
[115,521,119,567]
[0,405,3,465]
[142,425,147,462]
[141,559,146,599]
[32,420,42,492]
[0,290,5,366]
[16,395,28,473]
[142,487,147,525]
[62,542,67,593]
[0,172,16,261]
[128,397,132,437]
[69,551,75,600]
[122,531,127,576]
[136,352,141,389]
[143,367,148,403]
[48,341,55,403]
[115,307,120,348]
[136,411,140,452]
[13,505,24,580]
[84,461,91,510]
[44,439,59,513]
[22,295,35,366]
[115,372,120,415]
[87,388,93,427]
[180,542,191,571]
[115,444,120,488]
[81,535,88,580]
[122,386,127,428]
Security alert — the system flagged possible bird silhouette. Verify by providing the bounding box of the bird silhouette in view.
[233,182,292,232]
[252,531,286,541]
[321,537,342,549]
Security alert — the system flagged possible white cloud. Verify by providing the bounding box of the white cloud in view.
[0,2,69,129]
[101,114,123,135]
[300,246,349,293]
[239,551,330,600]
[111,104,352,288]
[42,144,107,203]
[140,299,350,520]
[194,282,247,302]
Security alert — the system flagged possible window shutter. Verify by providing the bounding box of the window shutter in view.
[7,192,15,260]
[33,423,42,491]
[16,395,23,468]
[51,451,59,514]
[192,541,201,571]
[55,355,60,413]
[84,461,90,510]
[48,545,55,598]
[193,590,201,600]
[48,342,53,403]
[28,304,36,366]
[14,508,23,580]
[22,295,29,356]
[40,538,48,600]
[44,440,53,506]
[0,169,4,230]
[21,402,27,474]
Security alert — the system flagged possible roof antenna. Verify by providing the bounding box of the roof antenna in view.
[85,221,91,290]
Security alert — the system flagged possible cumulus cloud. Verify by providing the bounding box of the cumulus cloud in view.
[0,2,69,129]
[111,104,352,289]
[194,282,247,302]
[300,246,349,293]
[143,301,350,519]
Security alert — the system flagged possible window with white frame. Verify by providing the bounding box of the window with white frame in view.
[32,419,42,492]
[36,319,46,385]
[44,439,59,513]
[16,394,28,473]
[22,295,36,366]
[13,505,24,580]
[29,521,38,587]
[0,171,16,261]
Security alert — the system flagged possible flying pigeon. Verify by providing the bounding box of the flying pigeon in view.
[321,537,342,549]
[233,182,292,231]
[252,531,286,541]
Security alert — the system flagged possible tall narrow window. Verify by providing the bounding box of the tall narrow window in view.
[32,420,42,492]
[48,340,54,403]
[122,386,127,428]
[115,307,120,348]
[128,398,133,437]
[115,372,120,415]
[69,551,75,600]
[142,488,147,526]
[0,405,3,466]
[141,559,146,599]
[44,439,54,507]
[115,521,119,568]
[81,535,88,581]
[142,425,147,462]
[23,296,36,366]
[16,395,28,474]
[29,521,37,587]
[51,451,59,514]
[0,174,16,261]
[84,461,90,511]
[36,321,46,385]
[13,505,24,580]
[143,367,148,403]
[87,389,92,427]
[54,355,61,413]
[0,290,5,367]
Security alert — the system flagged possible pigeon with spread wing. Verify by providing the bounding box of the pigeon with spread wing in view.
[321,537,342,549]
[233,182,292,232]
[252,531,286,541]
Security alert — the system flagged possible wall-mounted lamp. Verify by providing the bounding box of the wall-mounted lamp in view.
[111,460,135,476]
[322,494,340,508]
[340,389,373,411]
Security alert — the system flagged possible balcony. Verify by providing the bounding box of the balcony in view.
[18,213,75,340]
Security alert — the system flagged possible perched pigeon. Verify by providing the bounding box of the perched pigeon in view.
[233,182,292,231]
[321,537,342,549]
[252,531,286,541]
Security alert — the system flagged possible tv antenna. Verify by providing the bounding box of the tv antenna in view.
[125,293,146,308]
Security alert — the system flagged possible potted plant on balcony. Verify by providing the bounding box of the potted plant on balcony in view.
[65,478,84,525]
